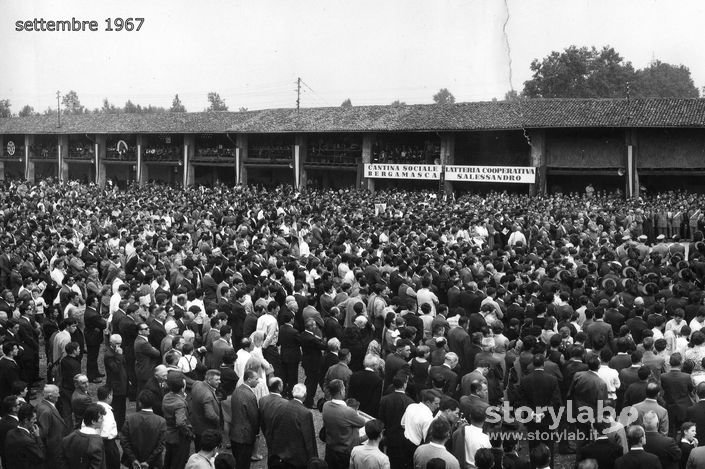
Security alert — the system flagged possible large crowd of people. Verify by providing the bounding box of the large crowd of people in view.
[0,178,704,469]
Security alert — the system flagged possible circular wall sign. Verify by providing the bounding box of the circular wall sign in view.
[6,141,15,156]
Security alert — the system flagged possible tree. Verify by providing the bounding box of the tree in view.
[341,98,352,108]
[123,100,140,113]
[101,98,118,114]
[18,105,35,117]
[170,94,186,112]
[503,90,521,101]
[62,90,85,114]
[43,107,55,116]
[631,61,699,98]
[206,92,228,111]
[522,46,635,98]
[433,88,455,105]
[0,99,12,118]
[238,107,248,112]
[390,100,407,106]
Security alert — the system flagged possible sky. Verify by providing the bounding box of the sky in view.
[1,0,704,114]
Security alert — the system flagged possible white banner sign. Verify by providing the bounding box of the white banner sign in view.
[364,163,441,180]
[445,165,536,183]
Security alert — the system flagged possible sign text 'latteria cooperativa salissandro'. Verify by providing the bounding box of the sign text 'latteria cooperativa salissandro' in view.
[363,164,536,183]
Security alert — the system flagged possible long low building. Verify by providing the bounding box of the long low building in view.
[1,98,704,195]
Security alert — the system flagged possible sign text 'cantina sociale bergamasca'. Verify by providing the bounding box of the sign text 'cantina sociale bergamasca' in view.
[363,164,536,183]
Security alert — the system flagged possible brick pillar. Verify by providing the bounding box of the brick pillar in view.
[24,135,34,182]
[440,133,455,193]
[237,134,248,185]
[625,129,638,198]
[96,135,106,187]
[362,133,374,192]
[528,129,546,196]
[295,134,308,189]
[58,135,69,182]
[183,135,195,187]
[136,135,145,186]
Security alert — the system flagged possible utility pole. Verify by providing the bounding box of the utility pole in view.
[296,77,301,112]
[56,90,61,128]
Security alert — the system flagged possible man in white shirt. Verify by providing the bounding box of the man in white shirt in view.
[464,406,491,469]
[596,349,621,401]
[416,277,439,316]
[401,389,441,447]
[96,385,120,469]
[235,337,254,381]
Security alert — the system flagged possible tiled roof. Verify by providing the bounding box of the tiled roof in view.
[2,98,705,134]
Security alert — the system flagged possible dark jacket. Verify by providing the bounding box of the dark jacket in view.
[59,429,105,469]
[120,410,167,468]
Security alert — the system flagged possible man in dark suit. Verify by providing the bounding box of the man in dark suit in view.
[462,332,484,377]
[71,374,93,430]
[17,307,40,387]
[378,374,415,469]
[119,304,141,399]
[58,341,82,428]
[459,380,489,420]
[615,424,662,469]
[348,355,384,418]
[428,352,460,399]
[643,410,681,469]
[83,295,107,383]
[270,383,319,469]
[4,403,45,469]
[0,395,20,468]
[300,319,327,408]
[322,379,366,469]
[59,403,106,469]
[618,351,644,411]
[575,421,623,469]
[585,309,614,350]
[120,391,167,469]
[148,308,168,350]
[687,383,705,444]
[206,325,234,370]
[103,334,128,430]
[230,369,260,469]
[134,322,161,395]
[259,377,288,450]
[661,353,694,435]
[278,312,301,398]
[36,384,70,463]
[189,370,222,452]
[569,356,609,451]
[447,316,470,369]
[384,340,412,389]
[0,342,21,400]
[520,354,562,467]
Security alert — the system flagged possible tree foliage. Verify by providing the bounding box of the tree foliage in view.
[433,88,455,105]
[631,61,699,98]
[522,45,700,99]
[62,90,86,114]
[123,100,165,114]
[206,92,228,111]
[390,100,407,106]
[0,100,12,118]
[170,94,186,112]
[18,105,35,117]
[341,98,352,108]
[101,98,119,114]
